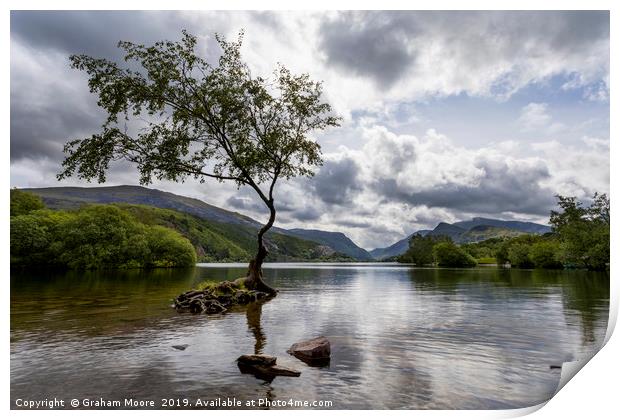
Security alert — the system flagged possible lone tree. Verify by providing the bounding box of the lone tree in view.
[58,31,340,294]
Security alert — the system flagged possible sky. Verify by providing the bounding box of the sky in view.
[10,10,610,250]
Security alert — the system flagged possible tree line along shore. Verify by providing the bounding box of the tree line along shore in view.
[397,194,609,271]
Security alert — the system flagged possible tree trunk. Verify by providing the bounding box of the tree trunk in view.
[243,203,278,295]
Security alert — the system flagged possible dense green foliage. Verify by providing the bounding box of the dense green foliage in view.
[433,242,478,268]
[507,241,535,268]
[10,189,45,216]
[550,193,609,270]
[397,234,445,265]
[10,199,196,269]
[529,241,563,269]
[117,204,251,262]
[397,235,477,267]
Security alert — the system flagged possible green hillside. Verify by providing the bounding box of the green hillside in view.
[114,204,352,263]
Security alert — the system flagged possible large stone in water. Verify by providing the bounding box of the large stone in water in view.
[237,354,301,381]
[237,354,277,366]
[287,336,331,365]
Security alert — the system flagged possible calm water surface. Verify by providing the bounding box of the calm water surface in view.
[11,263,610,409]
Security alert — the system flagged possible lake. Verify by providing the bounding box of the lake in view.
[10,263,609,409]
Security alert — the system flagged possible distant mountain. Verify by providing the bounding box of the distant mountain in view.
[369,230,431,260]
[453,217,551,234]
[287,228,373,261]
[427,222,466,238]
[372,217,551,260]
[458,225,526,243]
[23,185,369,261]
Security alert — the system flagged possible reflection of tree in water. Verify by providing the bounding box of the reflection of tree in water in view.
[242,297,277,407]
[10,267,199,338]
[407,268,610,348]
[246,301,266,354]
[552,271,610,345]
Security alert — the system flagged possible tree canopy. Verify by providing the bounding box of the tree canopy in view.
[398,234,447,265]
[433,242,477,268]
[58,31,339,208]
[10,189,45,216]
[550,193,609,270]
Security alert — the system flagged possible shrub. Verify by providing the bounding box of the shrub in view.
[433,242,477,267]
[507,242,534,268]
[146,225,197,267]
[398,234,444,265]
[529,241,563,269]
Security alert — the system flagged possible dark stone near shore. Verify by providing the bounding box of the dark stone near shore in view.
[237,354,301,381]
[174,283,271,315]
[172,344,189,351]
[287,336,331,366]
[237,354,277,366]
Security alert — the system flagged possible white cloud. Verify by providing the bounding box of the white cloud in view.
[518,103,552,131]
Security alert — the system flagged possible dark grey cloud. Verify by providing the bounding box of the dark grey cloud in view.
[319,10,609,90]
[226,196,262,212]
[250,11,284,32]
[10,74,104,161]
[10,10,288,164]
[319,12,417,88]
[310,157,362,205]
[373,157,556,216]
[333,219,372,229]
[289,207,322,222]
[11,11,195,60]
[10,11,196,163]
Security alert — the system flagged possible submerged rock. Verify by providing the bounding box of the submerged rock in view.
[237,354,301,381]
[172,344,189,351]
[287,336,331,366]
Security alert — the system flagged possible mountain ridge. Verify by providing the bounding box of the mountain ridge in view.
[287,228,373,261]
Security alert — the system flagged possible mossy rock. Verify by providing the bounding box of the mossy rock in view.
[174,280,269,314]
